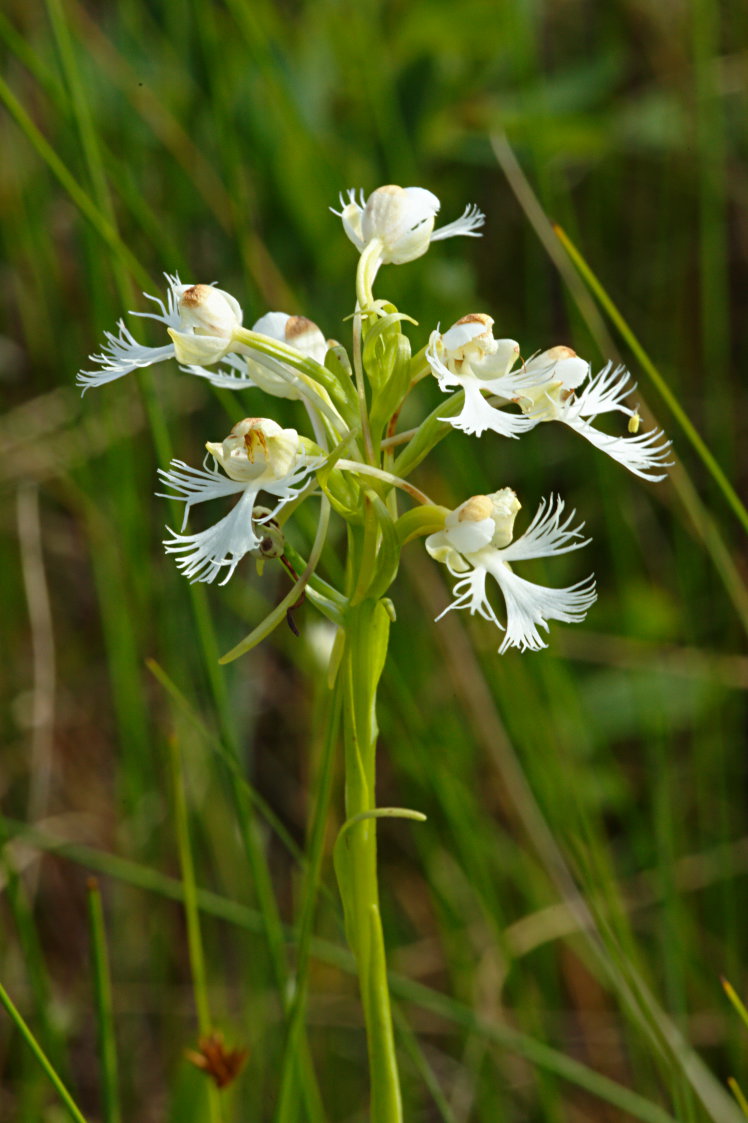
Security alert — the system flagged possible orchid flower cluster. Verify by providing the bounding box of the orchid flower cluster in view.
[78,184,671,654]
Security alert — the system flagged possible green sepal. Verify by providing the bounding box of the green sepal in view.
[363,495,401,603]
[362,311,416,393]
[395,504,449,546]
[369,333,413,444]
[350,493,400,605]
[315,430,365,523]
[317,467,364,523]
[325,343,353,382]
[392,391,463,478]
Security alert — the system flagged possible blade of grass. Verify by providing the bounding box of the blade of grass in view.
[0,73,149,289]
[0,982,90,1123]
[85,880,122,1123]
[167,734,223,1123]
[552,223,748,538]
[274,679,341,1123]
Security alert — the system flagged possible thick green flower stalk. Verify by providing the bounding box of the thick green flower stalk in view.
[77,182,671,1118]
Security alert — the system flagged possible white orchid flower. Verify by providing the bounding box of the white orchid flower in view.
[426,489,597,653]
[426,314,543,438]
[157,418,322,585]
[186,312,330,400]
[333,185,484,266]
[77,275,244,391]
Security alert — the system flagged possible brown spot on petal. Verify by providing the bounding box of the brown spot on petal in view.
[459,495,493,522]
[545,345,577,360]
[180,284,211,307]
[285,315,317,340]
[455,313,492,328]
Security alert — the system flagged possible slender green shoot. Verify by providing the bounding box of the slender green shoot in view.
[85,879,122,1123]
[0,982,90,1123]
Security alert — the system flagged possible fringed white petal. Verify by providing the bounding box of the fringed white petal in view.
[182,354,257,390]
[483,555,597,653]
[157,459,247,529]
[497,496,590,562]
[425,334,460,391]
[560,414,673,481]
[77,322,176,390]
[260,455,324,499]
[131,273,185,329]
[163,488,261,585]
[435,565,500,626]
[77,274,186,391]
[431,204,485,241]
[331,189,366,250]
[572,362,637,419]
[441,379,534,439]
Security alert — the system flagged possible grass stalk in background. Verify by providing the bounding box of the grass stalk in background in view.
[85,880,122,1123]
[0,982,90,1123]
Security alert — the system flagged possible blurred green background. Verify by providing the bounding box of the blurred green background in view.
[2,0,748,1120]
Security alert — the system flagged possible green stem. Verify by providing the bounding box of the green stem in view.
[86,881,122,1123]
[337,597,402,1123]
[0,982,90,1123]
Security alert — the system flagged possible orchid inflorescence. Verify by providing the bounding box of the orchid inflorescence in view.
[78,184,671,653]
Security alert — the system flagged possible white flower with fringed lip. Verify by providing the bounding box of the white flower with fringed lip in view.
[157,418,322,585]
[426,489,597,653]
[185,312,330,400]
[334,185,485,266]
[77,275,244,391]
[431,326,672,480]
[512,347,672,480]
[426,314,544,438]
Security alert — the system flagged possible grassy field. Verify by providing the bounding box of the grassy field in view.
[1,1,747,1120]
